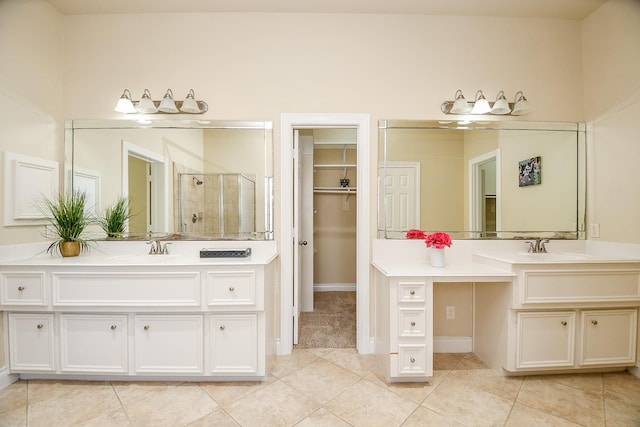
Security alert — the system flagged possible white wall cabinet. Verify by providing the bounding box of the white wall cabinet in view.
[1,257,275,381]
[374,271,433,382]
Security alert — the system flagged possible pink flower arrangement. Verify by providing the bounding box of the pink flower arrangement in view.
[406,229,452,249]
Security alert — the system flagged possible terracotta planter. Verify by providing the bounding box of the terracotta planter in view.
[60,241,81,257]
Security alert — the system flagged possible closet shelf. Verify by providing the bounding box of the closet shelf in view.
[313,164,357,169]
[313,186,357,194]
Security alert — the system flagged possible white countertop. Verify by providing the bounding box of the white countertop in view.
[371,261,515,282]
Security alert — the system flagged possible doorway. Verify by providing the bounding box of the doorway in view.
[295,129,357,348]
[280,113,371,355]
[469,149,500,237]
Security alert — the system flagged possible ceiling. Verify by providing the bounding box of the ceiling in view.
[45,0,607,20]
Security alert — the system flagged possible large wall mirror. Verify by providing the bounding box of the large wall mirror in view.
[378,120,586,239]
[65,119,273,240]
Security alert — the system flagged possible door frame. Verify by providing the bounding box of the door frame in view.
[468,149,500,236]
[279,113,371,355]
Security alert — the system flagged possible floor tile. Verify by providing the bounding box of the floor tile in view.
[445,368,523,401]
[320,348,379,377]
[0,380,26,414]
[603,371,640,407]
[505,402,582,426]
[270,349,318,378]
[401,406,465,426]
[199,379,273,409]
[295,408,351,427]
[227,380,319,426]
[186,408,241,426]
[77,408,132,426]
[280,358,360,404]
[325,379,417,427]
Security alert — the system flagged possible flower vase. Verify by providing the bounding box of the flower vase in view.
[430,247,445,267]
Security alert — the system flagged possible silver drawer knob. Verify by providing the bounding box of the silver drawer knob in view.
[561,321,567,326]
[410,321,416,327]
[591,320,598,325]
[409,290,415,296]
[410,357,415,363]
[219,325,225,331]
[143,325,150,331]
[17,286,25,291]
[110,325,117,330]
[229,286,235,292]
[36,324,44,329]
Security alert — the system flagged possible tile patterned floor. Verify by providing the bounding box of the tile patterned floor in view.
[1,350,639,426]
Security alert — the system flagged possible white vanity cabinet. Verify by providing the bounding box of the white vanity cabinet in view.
[1,247,277,381]
[374,271,433,382]
[488,263,640,374]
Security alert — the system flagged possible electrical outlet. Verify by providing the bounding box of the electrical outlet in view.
[446,305,455,320]
[589,223,600,238]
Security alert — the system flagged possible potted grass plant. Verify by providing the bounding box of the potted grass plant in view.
[42,190,92,257]
[98,196,133,238]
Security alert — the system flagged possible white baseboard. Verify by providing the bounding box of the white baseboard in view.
[434,336,473,353]
[313,283,357,292]
[628,366,640,379]
[0,367,19,389]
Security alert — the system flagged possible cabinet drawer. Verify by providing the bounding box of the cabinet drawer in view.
[398,308,426,337]
[52,272,201,306]
[522,270,640,304]
[516,311,575,369]
[206,271,258,308]
[1,272,46,306]
[397,345,426,375]
[398,281,426,303]
[8,313,55,372]
[60,314,128,373]
[579,309,637,366]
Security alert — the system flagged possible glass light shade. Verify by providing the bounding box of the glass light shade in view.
[471,91,491,114]
[158,89,179,113]
[114,89,136,113]
[491,91,511,114]
[136,89,158,113]
[512,97,531,115]
[180,89,201,113]
[449,90,471,114]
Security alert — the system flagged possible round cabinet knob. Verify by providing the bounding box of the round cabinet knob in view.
[410,321,416,327]
[409,290,415,296]
[410,357,416,363]
[36,324,44,329]
[110,325,117,330]
[299,240,308,246]
[229,286,235,292]
[219,325,225,331]
[561,321,567,326]
[591,320,598,325]
[17,286,25,291]
[143,325,150,331]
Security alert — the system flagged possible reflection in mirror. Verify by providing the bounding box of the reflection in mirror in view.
[378,120,586,240]
[65,120,273,240]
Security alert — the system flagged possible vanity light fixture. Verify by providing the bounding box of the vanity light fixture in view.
[136,89,158,113]
[470,90,492,114]
[490,90,511,115]
[511,91,532,115]
[158,89,179,113]
[114,89,137,114]
[441,89,531,116]
[114,88,208,114]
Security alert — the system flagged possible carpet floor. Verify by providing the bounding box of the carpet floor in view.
[296,291,356,348]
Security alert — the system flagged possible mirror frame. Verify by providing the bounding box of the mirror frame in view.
[378,119,586,240]
[65,119,274,241]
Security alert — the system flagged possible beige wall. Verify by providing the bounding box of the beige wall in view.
[582,0,640,243]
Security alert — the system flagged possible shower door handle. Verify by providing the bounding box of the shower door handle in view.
[298,240,308,246]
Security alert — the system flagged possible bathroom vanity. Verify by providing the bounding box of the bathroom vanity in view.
[372,240,640,382]
[0,241,277,382]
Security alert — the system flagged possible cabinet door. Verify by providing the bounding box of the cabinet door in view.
[60,314,127,373]
[210,314,257,374]
[516,311,575,369]
[135,315,203,374]
[8,313,55,372]
[580,309,638,366]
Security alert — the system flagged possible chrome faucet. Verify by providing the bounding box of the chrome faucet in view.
[147,240,171,255]
[525,238,549,253]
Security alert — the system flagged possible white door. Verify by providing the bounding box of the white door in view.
[292,130,302,345]
[299,135,315,313]
[378,162,420,232]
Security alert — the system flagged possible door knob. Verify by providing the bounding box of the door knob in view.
[299,240,308,246]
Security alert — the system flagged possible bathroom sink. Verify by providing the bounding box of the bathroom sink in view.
[104,254,190,264]
[514,252,596,261]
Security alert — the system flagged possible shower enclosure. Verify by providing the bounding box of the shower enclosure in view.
[178,173,256,236]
